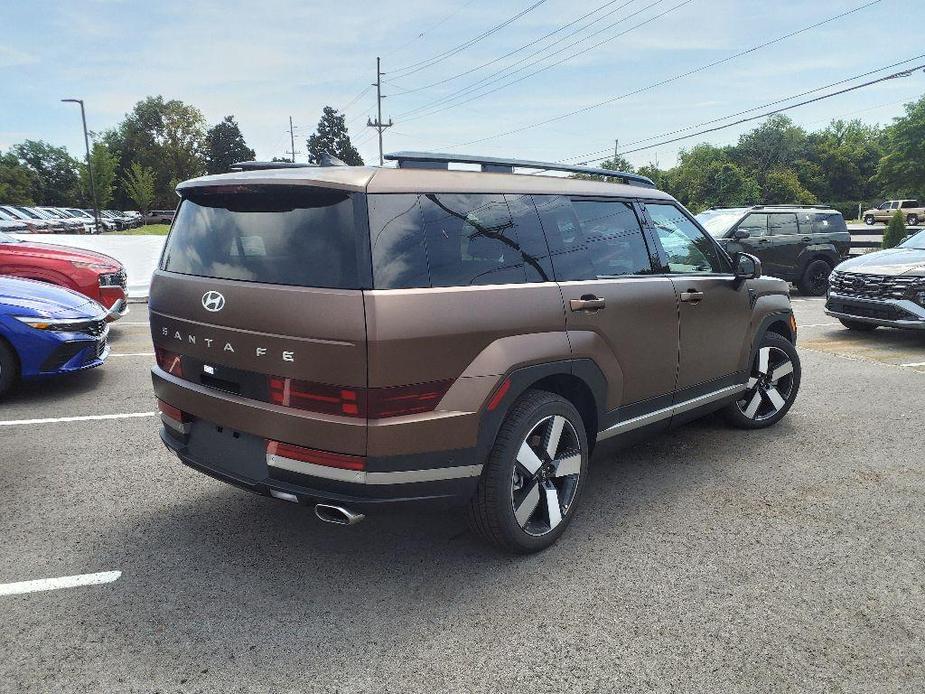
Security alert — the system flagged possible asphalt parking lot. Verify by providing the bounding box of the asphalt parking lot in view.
[1,299,923,693]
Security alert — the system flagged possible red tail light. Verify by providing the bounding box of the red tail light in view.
[157,399,189,423]
[267,440,365,471]
[267,377,452,419]
[155,347,183,377]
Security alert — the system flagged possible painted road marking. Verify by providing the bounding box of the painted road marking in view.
[901,361,925,367]
[112,322,150,326]
[108,352,155,357]
[0,571,121,596]
[0,412,156,427]
[798,322,840,328]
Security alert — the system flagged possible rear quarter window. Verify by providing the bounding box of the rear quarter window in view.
[802,212,847,234]
[161,187,361,289]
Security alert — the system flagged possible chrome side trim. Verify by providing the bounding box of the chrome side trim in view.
[366,464,483,485]
[267,454,482,486]
[597,384,746,441]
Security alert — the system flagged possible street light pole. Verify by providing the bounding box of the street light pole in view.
[61,98,101,234]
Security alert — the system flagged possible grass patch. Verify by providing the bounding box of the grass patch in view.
[118,224,170,236]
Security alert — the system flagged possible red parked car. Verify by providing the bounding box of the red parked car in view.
[0,231,128,320]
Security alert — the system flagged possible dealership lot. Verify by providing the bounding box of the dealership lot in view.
[1,300,923,693]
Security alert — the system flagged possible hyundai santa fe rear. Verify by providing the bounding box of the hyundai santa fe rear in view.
[151,153,802,553]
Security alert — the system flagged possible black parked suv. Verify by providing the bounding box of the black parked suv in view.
[697,205,851,295]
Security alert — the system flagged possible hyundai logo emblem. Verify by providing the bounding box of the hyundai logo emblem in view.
[201,290,226,312]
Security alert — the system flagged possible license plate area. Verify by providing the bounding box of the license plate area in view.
[186,420,268,483]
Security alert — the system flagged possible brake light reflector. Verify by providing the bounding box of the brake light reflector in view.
[486,378,511,411]
[267,440,366,471]
[157,399,189,423]
[155,347,183,377]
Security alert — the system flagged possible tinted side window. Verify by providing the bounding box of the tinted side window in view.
[647,203,727,274]
[504,194,553,282]
[768,213,798,236]
[368,194,429,289]
[534,196,652,280]
[801,212,847,234]
[900,201,919,209]
[738,213,769,237]
[420,193,526,287]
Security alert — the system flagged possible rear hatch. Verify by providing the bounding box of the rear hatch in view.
[149,180,372,455]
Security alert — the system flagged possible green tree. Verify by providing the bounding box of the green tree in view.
[763,167,817,205]
[882,210,906,249]
[11,140,80,205]
[732,115,808,185]
[80,141,118,209]
[206,115,256,174]
[306,106,363,165]
[667,144,760,212]
[0,151,37,204]
[121,163,157,221]
[104,96,208,208]
[876,94,925,198]
[571,156,636,183]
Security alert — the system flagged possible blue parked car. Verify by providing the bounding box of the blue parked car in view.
[0,275,110,397]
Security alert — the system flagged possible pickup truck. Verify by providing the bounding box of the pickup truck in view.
[862,200,924,226]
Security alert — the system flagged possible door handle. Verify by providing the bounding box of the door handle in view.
[569,296,606,312]
[801,237,812,242]
[680,290,705,304]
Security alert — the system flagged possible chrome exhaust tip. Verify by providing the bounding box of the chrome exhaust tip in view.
[314,503,365,526]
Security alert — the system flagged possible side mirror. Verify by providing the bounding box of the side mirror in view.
[733,228,751,240]
[734,252,762,280]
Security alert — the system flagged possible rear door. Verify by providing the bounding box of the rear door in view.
[536,195,679,413]
[150,185,369,453]
[762,212,803,280]
[642,201,752,394]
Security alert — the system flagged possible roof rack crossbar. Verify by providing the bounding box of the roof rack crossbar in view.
[384,151,655,188]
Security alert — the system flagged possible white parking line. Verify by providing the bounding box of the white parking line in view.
[108,352,155,357]
[0,412,156,427]
[0,571,121,596]
[798,322,840,328]
[113,322,150,326]
[901,361,925,368]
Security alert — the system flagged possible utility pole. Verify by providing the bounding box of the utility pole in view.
[613,139,619,164]
[61,98,101,234]
[289,116,296,163]
[367,57,393,166]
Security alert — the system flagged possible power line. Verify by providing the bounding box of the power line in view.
[564,53,925,163]
[385,0,638,97]
[387,0,551,78]
[612,63,925,157]
[339,85,374,113]
[439,0,883,150]
[380,0,479,62]
[395,0,682,123]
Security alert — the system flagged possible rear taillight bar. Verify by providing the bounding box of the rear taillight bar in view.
[157,399,191,434]
[155,347,183,378]
[267,376,452,419]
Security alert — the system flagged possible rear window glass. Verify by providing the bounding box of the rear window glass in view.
[368,193,552,289]
[800,211,847,234]
[161,188,360,289]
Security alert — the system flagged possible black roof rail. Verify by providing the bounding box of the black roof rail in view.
[384,151,656,188]
[750,204,831,210]
[230,161,313,172]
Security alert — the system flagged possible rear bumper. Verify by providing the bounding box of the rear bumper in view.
[825,292,925,330]
[159,423,480,510]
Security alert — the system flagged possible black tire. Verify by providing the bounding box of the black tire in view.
[724,332,801,430]
[797,258,832,296]
[467,389,589,554]
[864,215,875,225]
[839,318,877,331]
[0,338,20,398]
[906,214,919,226]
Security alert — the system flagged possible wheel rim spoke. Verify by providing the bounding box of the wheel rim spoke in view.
[771,360,793,382]
[516,441,543,475]
[743,389,763,418]
[765,386,786,412]
[544,483,562,530]
[746,376,759,389]
[757,347,770,375]
[553,452,581,478]
[514,482,541,528]
[544,416,565,458]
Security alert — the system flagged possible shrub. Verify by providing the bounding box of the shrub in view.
[882,210,906,249]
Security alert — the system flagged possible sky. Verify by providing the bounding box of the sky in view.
[1,0,923,171]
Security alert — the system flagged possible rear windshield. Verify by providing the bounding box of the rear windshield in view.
[161,187,361,289]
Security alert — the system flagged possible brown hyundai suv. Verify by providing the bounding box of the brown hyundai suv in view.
[150,152,801,553]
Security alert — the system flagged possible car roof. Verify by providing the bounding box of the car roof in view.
[176,165,676,201]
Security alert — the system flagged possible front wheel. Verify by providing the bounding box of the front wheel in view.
[467,390,589,553]
[724,332,801,430]
[907,214,919,226]
[797,259,832,296]
[864,215,875,225]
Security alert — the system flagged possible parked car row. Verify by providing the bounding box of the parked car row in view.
[0,205,145,233]
[862,199,924,226]
[0,230,128,395]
